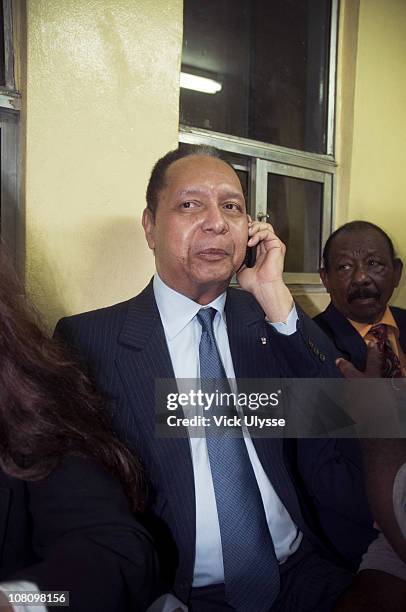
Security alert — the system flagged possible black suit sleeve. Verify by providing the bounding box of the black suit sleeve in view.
[265,304,342,378]
[292,306,377,569]
[12,456,159,612]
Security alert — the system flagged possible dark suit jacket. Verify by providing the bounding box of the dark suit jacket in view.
[302,303,406,567]
[314,303,406,371]
[55,282,366,600]
[0,456,158,611]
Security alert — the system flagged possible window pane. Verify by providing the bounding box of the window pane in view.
[266,174,322,273]
[180,0,332,154]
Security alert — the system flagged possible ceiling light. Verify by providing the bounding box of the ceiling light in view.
[180,72,222,95]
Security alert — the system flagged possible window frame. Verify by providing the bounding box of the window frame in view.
[179,0,339,288]
[252,158,333,284]
[0,0,22,272]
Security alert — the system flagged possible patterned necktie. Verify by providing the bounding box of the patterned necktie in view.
[368,324,403,378]
[197,308,280,612]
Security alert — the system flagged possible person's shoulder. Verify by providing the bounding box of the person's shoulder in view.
[55,283,154,333]
[54,298,133,346]
[227,286,261,307]
[312,303,346,339]
[390,305,406,323]
[390,305,406,346]
[59,297,132,326]
[297,302,338,345]
[313,302,340,324]
[0,469,30,530]
[0,469,26,502]
[29,455,124,500]
[313,309,325,324]
[226,286,266,320]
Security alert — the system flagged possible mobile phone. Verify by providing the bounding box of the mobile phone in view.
[244,245,257,268]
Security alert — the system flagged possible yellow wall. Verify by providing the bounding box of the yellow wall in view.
[23,0,406,324]
[347,0,406,308]
[25,0,183,327]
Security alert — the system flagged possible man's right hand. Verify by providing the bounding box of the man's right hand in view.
[237,221,294,324]
[336,340,383,378]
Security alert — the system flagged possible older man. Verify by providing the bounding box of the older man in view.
[56,146,358,611]
[316,220,405,374]
[314,223,405,529]
[313,221,406,610]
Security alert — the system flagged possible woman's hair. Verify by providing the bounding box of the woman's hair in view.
[0,245,145,510]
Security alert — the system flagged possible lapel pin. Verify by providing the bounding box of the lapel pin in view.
[260,337,267,345]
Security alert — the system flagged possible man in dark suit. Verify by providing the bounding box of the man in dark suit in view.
[315,220,405,373]
[300,222,405,570]
[56,146,363,611]
[312,220,406,610]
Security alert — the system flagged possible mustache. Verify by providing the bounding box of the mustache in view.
[348,288,380,302]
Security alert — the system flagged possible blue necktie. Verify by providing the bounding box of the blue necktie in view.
[197,308,280,612]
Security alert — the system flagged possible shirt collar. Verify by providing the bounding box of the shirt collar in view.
[348,306,399,339]
[153,273,227,340]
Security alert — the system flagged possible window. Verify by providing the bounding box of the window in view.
[0,0,22,272]
[179,0,338,285]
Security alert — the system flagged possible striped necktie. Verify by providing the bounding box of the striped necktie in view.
[197,307,280,612]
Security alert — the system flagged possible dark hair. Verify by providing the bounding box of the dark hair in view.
[0,244,145,511]
[322,220,396,271]
[146,144,230,216]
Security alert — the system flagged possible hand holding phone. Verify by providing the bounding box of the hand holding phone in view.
[237,220,287,288]
[237,220,292,323]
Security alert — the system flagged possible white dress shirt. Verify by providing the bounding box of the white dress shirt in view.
[153,274,302,587]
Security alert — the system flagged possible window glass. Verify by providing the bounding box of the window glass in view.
[180,0,332,154]
[266,174,322,272]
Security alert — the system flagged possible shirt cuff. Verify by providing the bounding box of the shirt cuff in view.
[266,305,298,335]
[0,581,48,612]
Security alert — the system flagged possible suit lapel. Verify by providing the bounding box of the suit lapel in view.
[322,303,367,370]
[391,307,406,355]
[225,288,275,378]
[115,283,195,538]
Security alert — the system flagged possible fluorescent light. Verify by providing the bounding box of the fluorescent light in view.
[180,72,222,95]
